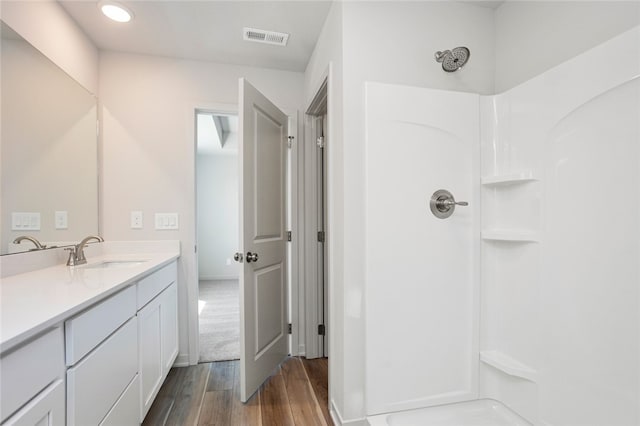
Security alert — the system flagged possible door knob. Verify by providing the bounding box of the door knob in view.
[246,251,259,263]
[430,189,468,219]
[233,252,243,263]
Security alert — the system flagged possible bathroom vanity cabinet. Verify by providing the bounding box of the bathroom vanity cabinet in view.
[0,328,65,425]
[0,257,179,426]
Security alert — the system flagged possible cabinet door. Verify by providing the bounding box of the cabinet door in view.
[138,295,163,421]
[161,282,178,376]
[3,379,64,426]
[67,317,137,426]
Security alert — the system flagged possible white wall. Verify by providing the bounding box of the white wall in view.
[99,51,304,364]
[305,1,494,423]
[0,0,99,94]
[304,1,346,422]
[196,153,239,280]
[494,1,640,92]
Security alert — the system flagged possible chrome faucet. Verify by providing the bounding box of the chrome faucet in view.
[66,235,104,266]
[13,235,46,250]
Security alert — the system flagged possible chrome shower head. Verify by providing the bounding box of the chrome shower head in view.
[434,46,470,72]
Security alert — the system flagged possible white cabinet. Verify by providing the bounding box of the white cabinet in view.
[100,375,140,426]
[67,317,138,426]
[138,294,163,419]
[0,258,179,426]
[0,328,64,424]
[2,380,65,426]
[138,279,178,421]
[161,281,179,376]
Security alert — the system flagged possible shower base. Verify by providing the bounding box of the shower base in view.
[367,399,532,426]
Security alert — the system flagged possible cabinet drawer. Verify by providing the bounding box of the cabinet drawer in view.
[67,317,137,426]
[137,261,177,309]
[100,374,139,426]
[0,328,64,423]
[3,379,65,426]
[65,285,136,366]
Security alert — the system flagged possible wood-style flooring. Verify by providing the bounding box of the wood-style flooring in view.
[142,357,332,426]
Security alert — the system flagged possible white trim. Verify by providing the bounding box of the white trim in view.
[303,70,330,359]
[173,353,190,368]
[331,400,369,426]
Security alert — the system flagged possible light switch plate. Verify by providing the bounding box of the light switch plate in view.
[131,211,143,229]
[12,212,41,231]
[155,213,179,230]
[55,211,68,229]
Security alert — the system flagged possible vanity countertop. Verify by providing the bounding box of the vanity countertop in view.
[0,250,179,353]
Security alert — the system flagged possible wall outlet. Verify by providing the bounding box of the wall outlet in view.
[55,211,68,229]
[131,211,143,229]
[155,213,179,230]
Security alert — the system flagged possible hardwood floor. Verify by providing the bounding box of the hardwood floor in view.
[142,357,331,426]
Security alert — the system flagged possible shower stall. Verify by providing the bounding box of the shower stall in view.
[365,26,639,425]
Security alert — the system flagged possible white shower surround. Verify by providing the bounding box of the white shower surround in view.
[365,26,639,425]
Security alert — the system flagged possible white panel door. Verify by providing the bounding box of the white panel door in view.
[364,82,479,415]
[238,78,289,402]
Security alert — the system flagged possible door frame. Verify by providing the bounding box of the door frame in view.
[303,76,329,359]
[188,102,299,366]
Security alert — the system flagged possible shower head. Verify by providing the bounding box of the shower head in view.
[434,46,470,72]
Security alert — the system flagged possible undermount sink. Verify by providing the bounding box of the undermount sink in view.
[81,260,147,269]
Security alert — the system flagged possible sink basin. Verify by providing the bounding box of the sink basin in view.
[82,260,147,269]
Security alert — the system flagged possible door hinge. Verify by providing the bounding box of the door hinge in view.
[317,231,325,243]
[287,231,292,241]
[287,136,294,149]
[287,323,292,334]
[194,245,197,253]
[318,324,326,336]
[317,136,325,149]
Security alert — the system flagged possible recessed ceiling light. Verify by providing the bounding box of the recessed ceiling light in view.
[99,1,133,23]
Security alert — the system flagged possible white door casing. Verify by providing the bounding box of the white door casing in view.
[238,79,289,402]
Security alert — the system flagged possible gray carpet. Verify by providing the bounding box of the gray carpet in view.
[198,280,240,362]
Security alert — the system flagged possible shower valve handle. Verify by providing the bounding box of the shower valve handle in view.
[430,189,468,219]
[442,199,469,207]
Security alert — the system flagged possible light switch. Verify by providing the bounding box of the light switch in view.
[12,212,40,230]
[131,211,143,229]
[155,213,179,230]
[55,211,68,229]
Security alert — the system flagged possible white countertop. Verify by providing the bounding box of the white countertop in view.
[0,249,179,353]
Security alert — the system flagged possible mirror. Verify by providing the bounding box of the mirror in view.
[0,21,98,255]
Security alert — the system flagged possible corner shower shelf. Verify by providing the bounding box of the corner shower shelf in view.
[481,229,539,242]
[480,350,538,382]
[481,171,538,187]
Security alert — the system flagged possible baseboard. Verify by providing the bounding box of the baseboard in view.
[173,353,190,367]
[330,400,369,426]
[199,275,239,281]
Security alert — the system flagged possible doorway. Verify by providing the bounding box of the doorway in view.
[195,110,241,363]
[304,78,329,359]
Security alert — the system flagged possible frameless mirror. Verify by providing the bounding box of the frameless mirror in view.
[0,21,98,255]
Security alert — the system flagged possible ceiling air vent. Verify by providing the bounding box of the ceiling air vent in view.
[243,27,289,46]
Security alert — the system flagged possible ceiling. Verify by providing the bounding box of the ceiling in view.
[197,112,238,155]
[59,1,505,73]
[59,1,333,72]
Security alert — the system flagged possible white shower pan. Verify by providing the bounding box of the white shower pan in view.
[367,399,532,426]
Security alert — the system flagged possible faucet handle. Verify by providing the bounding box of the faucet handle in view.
[65,247,78,266]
